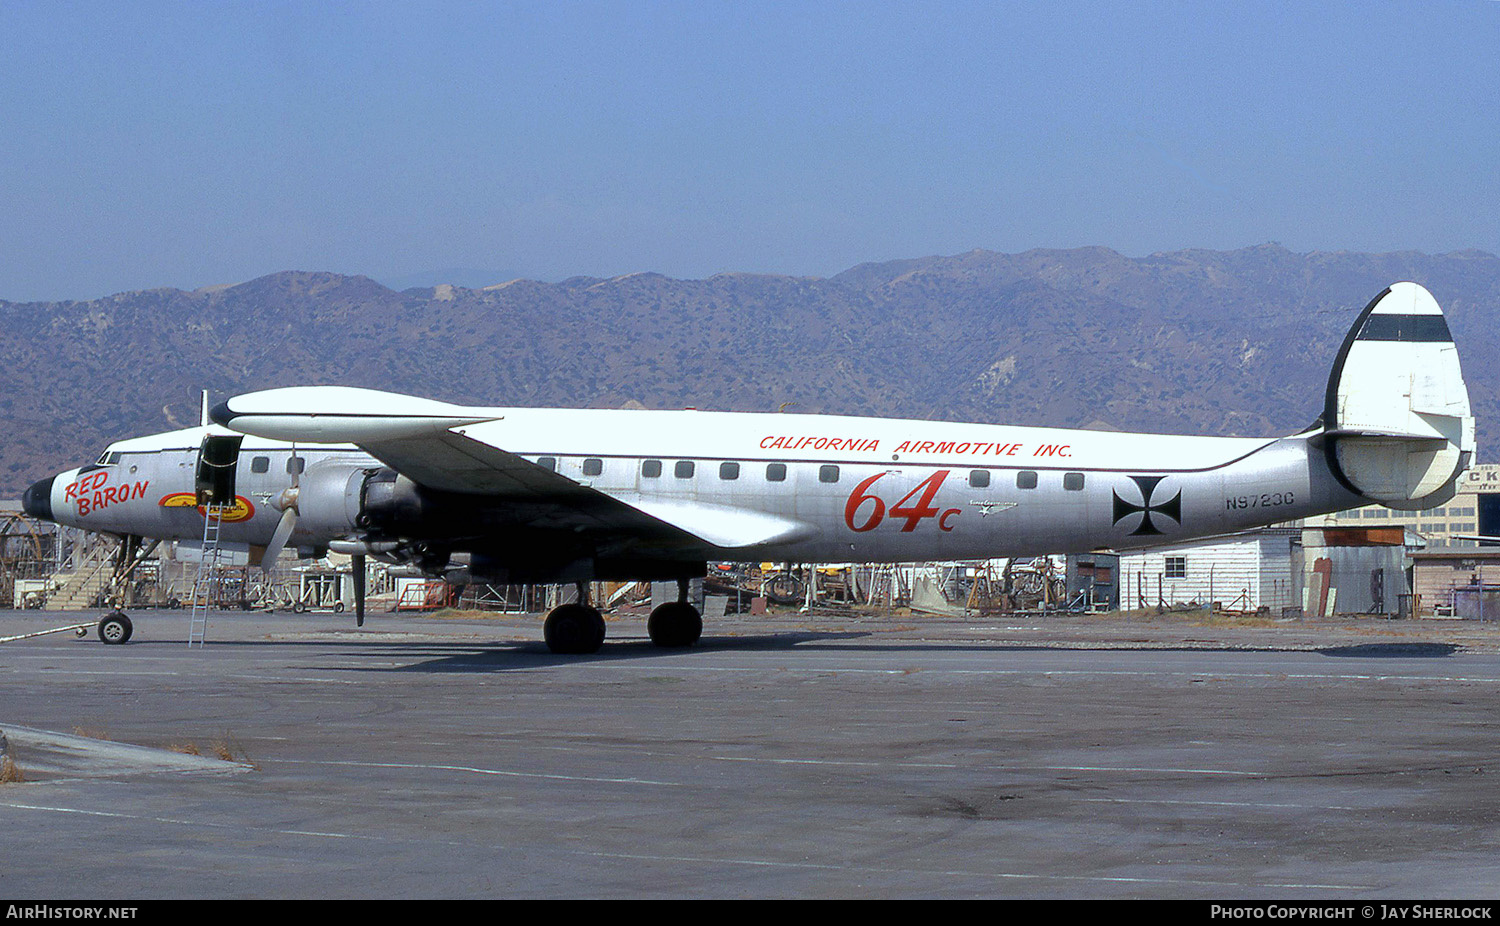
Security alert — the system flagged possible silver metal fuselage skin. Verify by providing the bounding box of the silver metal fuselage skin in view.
[36,409,1365,570]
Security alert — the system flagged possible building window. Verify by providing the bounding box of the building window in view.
[1017,471,1038,489]
[1165,556,1187,579]
[719,462,740,480]
[819,465,840,483]
[766,463,787,482]
[1063,472,1085,491]
[969,470,990,488]
[642,459,662,478]
[675,461,695,478]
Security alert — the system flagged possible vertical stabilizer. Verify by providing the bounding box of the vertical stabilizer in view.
[1323,282,1475,509]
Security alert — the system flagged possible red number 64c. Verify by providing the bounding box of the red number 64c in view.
[844,471,959,533]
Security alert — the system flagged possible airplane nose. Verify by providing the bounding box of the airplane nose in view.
[22,475,55,522]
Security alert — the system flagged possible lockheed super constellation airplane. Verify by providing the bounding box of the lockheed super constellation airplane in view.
[21,282,1474,653]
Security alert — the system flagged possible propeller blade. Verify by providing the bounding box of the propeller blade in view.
[260,451,302,572]
[353,553,366,627]
[261,506,297,569]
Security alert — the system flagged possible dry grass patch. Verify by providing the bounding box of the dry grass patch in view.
[425,608,507,620]
[0,756,25,784]
[166,733,257,769]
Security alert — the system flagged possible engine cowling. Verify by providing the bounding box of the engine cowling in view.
[292,462,371,538]
[294,463,435,540]
[357,468,427,533]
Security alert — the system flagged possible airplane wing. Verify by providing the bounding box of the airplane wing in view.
[362,427,813,547]
[212,387,815,550]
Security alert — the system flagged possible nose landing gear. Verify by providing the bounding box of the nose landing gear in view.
[98,611,133,644]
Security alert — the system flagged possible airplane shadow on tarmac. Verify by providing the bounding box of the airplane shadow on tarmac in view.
[323,634,1463,674]
[332,630,879,674]
[1315,642,1460,658]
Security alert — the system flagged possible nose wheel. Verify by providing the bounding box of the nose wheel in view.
[97,611,133,645]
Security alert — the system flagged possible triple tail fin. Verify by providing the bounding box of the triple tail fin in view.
[1322,282,1475,510]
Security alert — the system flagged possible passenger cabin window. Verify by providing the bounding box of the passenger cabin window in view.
[675,461,695,478]
[250,456,270,474]
[819,465,840,484]
[1063,472,1085,491]
[642,459,662,478]
[582,458,603,476]
[969,470,990,488]
[719,462,740,480]
[287,457,306,475]
[766,463,787,482]
[537,457,556,472]
[1017,471,1038,489]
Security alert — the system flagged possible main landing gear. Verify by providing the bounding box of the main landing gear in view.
[540,578,703,654]
[542,584,606,655]
[648,578,702,649]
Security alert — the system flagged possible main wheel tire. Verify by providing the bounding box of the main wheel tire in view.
[648,601,702,648]
[98,612,133,645]
[543,604,606,654]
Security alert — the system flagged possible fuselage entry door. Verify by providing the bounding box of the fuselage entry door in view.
[196,434,243,506]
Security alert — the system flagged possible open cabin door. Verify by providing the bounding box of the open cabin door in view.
[195,434,243,507]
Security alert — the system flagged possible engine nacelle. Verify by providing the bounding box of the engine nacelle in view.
[293,462,372,538]
[295,463,437,541]
[357,468,427,532]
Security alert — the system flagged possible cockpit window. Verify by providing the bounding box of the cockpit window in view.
[95,451,122,466]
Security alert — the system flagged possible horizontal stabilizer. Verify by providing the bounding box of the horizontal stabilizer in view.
[1313,428,1452,447]
[1323,283,1475,508]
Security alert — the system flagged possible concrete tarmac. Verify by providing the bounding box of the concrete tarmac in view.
[1,606,1498,899]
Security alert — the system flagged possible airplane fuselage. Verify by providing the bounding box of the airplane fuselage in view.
[31,408,1365,574]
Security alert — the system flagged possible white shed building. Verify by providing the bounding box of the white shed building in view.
[1118,528,1303,613]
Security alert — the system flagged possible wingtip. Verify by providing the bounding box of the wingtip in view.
[208,400,237,427]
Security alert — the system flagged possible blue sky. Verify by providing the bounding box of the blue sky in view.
[0,0,1496,300]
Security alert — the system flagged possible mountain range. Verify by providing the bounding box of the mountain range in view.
[2,243,1496,499]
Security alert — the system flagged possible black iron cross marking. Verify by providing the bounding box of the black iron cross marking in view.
[1112,475,1182,536]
